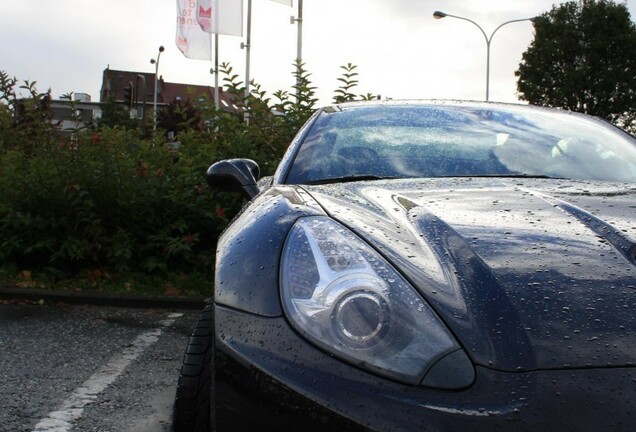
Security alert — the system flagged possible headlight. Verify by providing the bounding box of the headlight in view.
[280,217,474,387]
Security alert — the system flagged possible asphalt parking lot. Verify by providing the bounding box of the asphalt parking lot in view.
[0,300,202,432]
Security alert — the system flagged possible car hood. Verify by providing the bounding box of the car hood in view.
[302,178,636,372]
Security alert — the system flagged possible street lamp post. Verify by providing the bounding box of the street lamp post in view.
[433,11,536,101]
[150,45,165,133]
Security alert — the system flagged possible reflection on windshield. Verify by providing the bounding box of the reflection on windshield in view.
[285,104,636,184]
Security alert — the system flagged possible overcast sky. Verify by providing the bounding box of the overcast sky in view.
[2,0,635,105]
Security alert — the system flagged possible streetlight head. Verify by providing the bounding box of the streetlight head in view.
[433,10,447,19]
[150,58,156,65]
[529,16,540,23]
[159,45,165,52]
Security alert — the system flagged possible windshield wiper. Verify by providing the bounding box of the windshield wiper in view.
[304,174,569,185]
[305,175,398,185]
[443,174,570,180]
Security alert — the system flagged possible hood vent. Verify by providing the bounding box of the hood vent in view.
[556,202,636,266]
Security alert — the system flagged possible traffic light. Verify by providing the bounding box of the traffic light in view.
[123,82,135,109]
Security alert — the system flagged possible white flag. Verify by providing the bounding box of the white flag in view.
[176,0,212,60]
[197,0,243,36]
[270,0,293,6]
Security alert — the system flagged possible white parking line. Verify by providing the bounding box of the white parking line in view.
[32,312,183,432]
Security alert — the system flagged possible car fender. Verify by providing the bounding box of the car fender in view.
[214,186,325,316]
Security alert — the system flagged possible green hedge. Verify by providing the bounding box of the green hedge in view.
[0,63,372,291]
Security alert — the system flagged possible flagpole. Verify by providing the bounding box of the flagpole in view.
[290,0,303,100]
[213,1,220,110]
[214,34,220,110]
[297,0,303,62]
[295,0,303,100]
[245,0,252,122]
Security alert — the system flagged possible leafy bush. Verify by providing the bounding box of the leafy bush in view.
[0,64,375,293]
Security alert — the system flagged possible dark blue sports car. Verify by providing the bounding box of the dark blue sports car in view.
[173,101,636,432]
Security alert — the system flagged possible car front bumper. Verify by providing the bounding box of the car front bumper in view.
[213,304,635,432]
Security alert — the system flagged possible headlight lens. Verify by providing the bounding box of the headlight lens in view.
[280,216,463,385]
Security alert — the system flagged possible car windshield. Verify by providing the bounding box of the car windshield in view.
[284,103,636,184]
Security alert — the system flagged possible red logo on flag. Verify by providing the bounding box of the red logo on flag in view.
[199,6,212,18]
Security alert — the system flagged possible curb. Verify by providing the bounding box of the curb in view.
[0,287,208,310]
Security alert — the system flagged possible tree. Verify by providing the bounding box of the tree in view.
[516,0,636,133]
[157,97,202,135]
[0,71,58,154]
[97,96,138,130]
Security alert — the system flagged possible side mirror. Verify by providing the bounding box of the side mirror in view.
[206,159,260,200]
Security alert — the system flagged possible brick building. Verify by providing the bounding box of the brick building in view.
[100,67,236,111]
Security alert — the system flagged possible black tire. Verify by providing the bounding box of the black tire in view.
[172,303,214,432]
